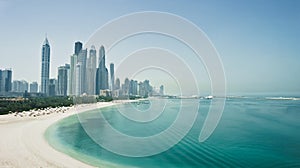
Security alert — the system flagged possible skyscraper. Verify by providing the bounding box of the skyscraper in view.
[0,70,2,93]
[74,41,83,55]
[57,65,68,96]
[110,63,115,91]
[96,46,109,94]
[12,80,28,93]
[87,45,97,95]
[69,54,77,95]
[0,69,12,93]
[122,78,130,96]
[115,78,120,90]
[77,49,87,94]
[129,80,138,95]
[29,82,38,93]
[49,78,56,96]
[65,64,70,95]
[40,37,50,95]
[75,63,81,96]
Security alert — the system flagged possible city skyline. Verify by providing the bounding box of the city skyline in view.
[0,1,299,95]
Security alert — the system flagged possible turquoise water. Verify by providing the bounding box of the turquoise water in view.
[46,97,300,167]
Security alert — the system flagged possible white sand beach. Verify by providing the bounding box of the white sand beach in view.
[0,102,119,168]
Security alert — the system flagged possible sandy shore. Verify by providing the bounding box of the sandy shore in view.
[0,101,120,168]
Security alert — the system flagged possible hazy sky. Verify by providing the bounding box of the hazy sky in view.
[0,0,299,95]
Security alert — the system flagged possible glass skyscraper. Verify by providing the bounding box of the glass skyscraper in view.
[40,37,50,95]
[57,65,69,96]
[87,45,97,95]
[74,41,83,55]
[0,69,12,93]
[96,46,109,94]
[110,63,115,91]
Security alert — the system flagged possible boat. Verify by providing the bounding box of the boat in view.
[204,95,213,99]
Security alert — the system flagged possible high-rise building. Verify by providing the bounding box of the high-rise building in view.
[122,78,130,96]
[74,41,83,55]
[138,80,152,97]
[12,80,19,92]
[115,78,120,90]
[40,37,50,95]
[110,63,115,91]
[57,65,68,96]
[65,64,70,95]
[75,63,81,96]
[22,80,28,92]
[29,82,38,93]
[0,70,2,92]
[48,78,56,97]
[77,49,87,94]
[138,81,145,97]
[87,46,97,95]
[0,69,12,93]
[69,54,77,95]
[96,46,109,94]
[98,45,105,66]
[12,80,28,93]
[129,80,138,95]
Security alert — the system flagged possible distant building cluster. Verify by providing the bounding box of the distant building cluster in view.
[54,40,164,98]
[0,37,164,98]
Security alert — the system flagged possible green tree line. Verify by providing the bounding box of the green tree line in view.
[0,97,73,115]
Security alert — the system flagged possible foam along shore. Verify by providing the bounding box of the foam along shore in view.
[0,101,121,168]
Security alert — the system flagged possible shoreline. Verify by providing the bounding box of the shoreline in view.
[0,101,128,167]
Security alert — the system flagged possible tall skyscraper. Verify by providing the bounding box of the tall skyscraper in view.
[87,45,97,95]
[57,65,68,96]
[98,45,105,66]
[65,64,70,95]
[115,78,120,90]
[74,41,83,55]
[69,54,77,95]
[110,63,115,91]
[77,49,87,94]
[96,46,109,94]
[40,37,50,95]
[75,63,81,96]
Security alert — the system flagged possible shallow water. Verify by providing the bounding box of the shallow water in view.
[46,97,300,167]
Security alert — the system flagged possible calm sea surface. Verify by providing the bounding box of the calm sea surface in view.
[46,97,300,167]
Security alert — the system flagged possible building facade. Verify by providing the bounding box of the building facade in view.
[48,78,56,96]
[0,69,12,93]
[77,49,87,94]
[57,65,69,96]
[29,82,38,93]
[40,37,50,95]
[12,80,28,93]
[110,63,115,91]
[87,46,97,95]
[96,46,109,94]
[74,41,82,55]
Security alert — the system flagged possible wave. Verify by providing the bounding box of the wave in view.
[265,97,300,101]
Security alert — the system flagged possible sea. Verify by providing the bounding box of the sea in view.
[45,96,300,168]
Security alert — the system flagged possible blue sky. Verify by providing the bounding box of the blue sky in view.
[0,0,299,95]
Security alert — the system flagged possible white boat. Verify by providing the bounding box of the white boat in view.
[204,95,213,99]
